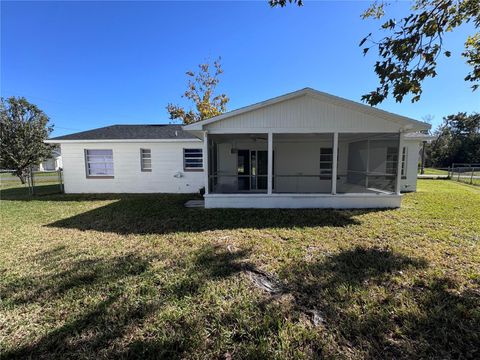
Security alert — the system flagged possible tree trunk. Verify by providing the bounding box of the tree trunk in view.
[15,170,27,184]
[17,174,26,184]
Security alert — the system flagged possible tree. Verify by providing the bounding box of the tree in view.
[269,0,480,106]
[167,58,229,125]
[0,97,54,183]
[429,112,480,167]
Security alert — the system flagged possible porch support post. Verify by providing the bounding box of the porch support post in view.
[395,131,404,195]
[203,131,209,195]
[331,132,338,195]
[267,132,273,195]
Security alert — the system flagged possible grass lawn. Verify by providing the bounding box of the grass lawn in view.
[0,172,59,181]
[419,168,449,175]
[0,181,479,359]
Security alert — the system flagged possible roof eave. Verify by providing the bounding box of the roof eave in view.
[45,138,202,144]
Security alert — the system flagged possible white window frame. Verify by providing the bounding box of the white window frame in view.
[85,149,114,178]
[183,148,203,171]
[140,148,152,172]
[401,146,408,178]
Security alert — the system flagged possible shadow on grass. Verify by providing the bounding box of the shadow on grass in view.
[279,247,480,358]
[43,195,387,234]
[1,248,151,306]
[0,185,121,201]
[0,184,64,198]
[1,246,479,359]
[0,244,253,359]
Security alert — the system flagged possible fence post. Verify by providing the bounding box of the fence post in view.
[58,169,64,193]
[471,167,474,185]
[29,166,35,195]
[420,141,426,175]
[457,167,461,181]
[26,170,31,195]
[57,169,61,192]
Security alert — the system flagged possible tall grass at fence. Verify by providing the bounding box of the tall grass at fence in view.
[449,164,480,186]
[0,170,63,196]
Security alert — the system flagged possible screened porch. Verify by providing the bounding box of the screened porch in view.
[205,132,403,196]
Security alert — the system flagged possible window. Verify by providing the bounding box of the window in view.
[319,148,333,180]
[85,149,114,177]
[386,147,398,175]
[401,146,408,178]
[183,148,203,171]
[140,149,152,172]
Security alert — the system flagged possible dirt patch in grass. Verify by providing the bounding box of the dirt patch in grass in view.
[0,180,479,359]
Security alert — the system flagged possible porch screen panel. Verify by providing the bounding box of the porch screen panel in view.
[337,133,399,194]
[368,138,399,193]
[207,134,268,194]
[345,140,368,190]
[273,133,333,194]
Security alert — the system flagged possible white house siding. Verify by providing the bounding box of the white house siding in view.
[401,140,422,192]
[205,95,403,133]
[60,141,204,193]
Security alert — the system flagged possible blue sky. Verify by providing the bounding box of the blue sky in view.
[2,1,479,137]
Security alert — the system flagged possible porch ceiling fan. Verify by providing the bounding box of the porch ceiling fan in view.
[249,135,267,141]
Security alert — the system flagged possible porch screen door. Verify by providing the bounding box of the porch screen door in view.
[237,150,250,191]
[256,151,268,190]
[237,150,268,191]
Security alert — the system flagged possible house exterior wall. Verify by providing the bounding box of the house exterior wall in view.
[60,141,204,193]
[59,138,421,195]
[205,95,403,133]
[401,140,422,192]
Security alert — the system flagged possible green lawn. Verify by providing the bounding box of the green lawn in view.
[454,177,480,186]
[0,181,479,359]
[0,171,59,180]
[419,168,449,175]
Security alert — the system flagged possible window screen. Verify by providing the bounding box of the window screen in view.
[140,149,152,171]
[183,149,203,170]
[85,149,114,177]
[401,147,407,177]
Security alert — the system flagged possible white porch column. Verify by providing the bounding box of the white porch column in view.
[331,132,338,195]
[267,132,273,194]
[203,131,209,195]
[395,131,404,195]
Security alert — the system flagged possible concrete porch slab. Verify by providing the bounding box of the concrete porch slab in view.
[185,199,205,208]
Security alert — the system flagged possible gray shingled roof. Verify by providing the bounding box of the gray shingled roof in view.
[49,124,199,141]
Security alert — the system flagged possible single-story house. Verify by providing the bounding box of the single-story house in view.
[46,88,431,209]
[35,147,63,171]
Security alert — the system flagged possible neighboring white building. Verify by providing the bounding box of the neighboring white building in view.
[47,88,431,208]
[37,148,63,171]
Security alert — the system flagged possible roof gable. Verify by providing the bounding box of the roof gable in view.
[183,88,430,133]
